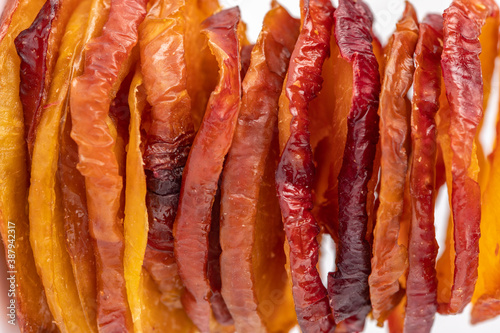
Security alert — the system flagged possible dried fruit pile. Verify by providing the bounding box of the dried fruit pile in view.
[1,0,500,332]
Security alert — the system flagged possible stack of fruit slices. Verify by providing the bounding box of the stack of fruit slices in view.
[1,0,500,332]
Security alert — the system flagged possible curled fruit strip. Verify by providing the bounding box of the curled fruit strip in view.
[29,0,98,331]
[439,0,499,315]
[471,112,500,324]
[219,2,299,332]
[57,0,115,330]
[327,0,381,328]
[185,0,220,130]
[0,0,56,330]
[173,7,241,333]
[70,0,147,329]
[275,0,335,332]
[368,1,419,324]
[404,14,443,333]
[14,0,80,155]
[139,0,194,309]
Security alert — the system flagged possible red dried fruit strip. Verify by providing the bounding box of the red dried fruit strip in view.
[173,7,241,333]
[138,0,194,309]
[369,2,419,324]
[438,0,498,314]
[327,0,381,329]
[404,14,443,333]
[14,0,80,155]
[219,3,299,332]
[69,0,147,329]
[275,0,335,332]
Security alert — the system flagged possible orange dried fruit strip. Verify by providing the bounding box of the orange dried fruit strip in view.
[14,0,81,156]
[404,14,443,333]
[471,96,500,324]
[471,11,500,328]
[219,2,299,332]
[437,0,498,315]
[69,0,147,329]
[185,0,220,130]
[28,0,100,331]
[0,0,57,330]
[326,1,381,330]
[275,0,335,331]
[138,0,194,309]
[368,1,419,324]
[173,7,241,333]
[57,0,113,326]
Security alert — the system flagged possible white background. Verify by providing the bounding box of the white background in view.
[0,0,499,332]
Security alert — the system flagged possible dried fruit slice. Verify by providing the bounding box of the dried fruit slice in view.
[14,0,81,155]
[436,0,499,316]
[471,6,500,324]
[326,1,381,329]
[275,0,335,332]
[437,0,498,315]
[70,0,147,329]
[309,22,352,242]
[219,3,299,332]
[185,0,220,130]
[28,0,99,331]
[0,0,56,330]
[173,8,241,332]
[58,0,113,327]
[139,0,194,310]
[404,14,443,333]
[311,2,380,249]
[125,67,196,333]
[471,96,500,324]
[368,2,419,324]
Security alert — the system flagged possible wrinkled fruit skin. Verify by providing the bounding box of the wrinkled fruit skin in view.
[327,0,380,330]
[219,3,299,332]
[173,7,241,333]
[439,0,497,315]
[70,0,147,330]
[14,0,79,155]
[404,14,443,333]
[139,0,195,309]
[369,2,419,324]
[275,0,336,332]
